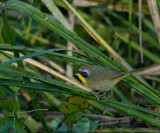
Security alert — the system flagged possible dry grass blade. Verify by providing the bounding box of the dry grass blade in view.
[138,64,160,75]
[72,0,97,7]
[66,10,75,79]
[147,0,160,43]
[37,56,65,74]
[143,75,160,82]
[45,111,131,122]
[139,0,143,63]
[138,64,160,81]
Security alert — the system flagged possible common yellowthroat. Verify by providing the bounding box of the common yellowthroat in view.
[75,65,140,97]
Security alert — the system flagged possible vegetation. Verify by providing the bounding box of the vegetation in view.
[0,0,160,132]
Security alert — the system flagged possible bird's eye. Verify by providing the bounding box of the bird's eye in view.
[81,72,88,78]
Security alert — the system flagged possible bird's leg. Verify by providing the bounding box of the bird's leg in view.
[90,90,109,101]
[103,91,106,96]
[94,91,109,100]
[90,91,99,101]
[98,91,107,100]
[95,91,105,95]
[90,91,107,101]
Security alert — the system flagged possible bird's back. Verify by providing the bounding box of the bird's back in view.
[86,66,124,91]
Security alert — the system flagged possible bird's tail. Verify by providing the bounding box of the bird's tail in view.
[112,68,144,84]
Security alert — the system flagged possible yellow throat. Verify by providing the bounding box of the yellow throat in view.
[77,74,87,85]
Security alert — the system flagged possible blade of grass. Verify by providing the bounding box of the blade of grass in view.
[147,0,160,43]
[41,0,72,30]
[128,0,133,62]
[0,45,94,65]
[115,32,160,63]
[2,10,23,67]
[108,11,160,50]
[139,0,143,63]
[113,86,128,103]
[1,49,55,65]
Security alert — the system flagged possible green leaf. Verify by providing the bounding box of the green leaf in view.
[14,119,25,133]
[0,86,7,99]
[59,96,89,119]
[24,116,39,133]
[0,79,69,94]
[65,112,82,124]
[90,121,98,132]
[0,117,14,126]
[50,118,68,132]
[59,102,80,115]
[77,118,90,133]
[68,96,89,110]
[0,100,20,114]
[0,121,15,132]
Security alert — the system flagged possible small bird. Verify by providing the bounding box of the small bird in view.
[75,65,140,100]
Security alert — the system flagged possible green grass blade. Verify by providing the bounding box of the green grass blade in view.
[115,32,160,63]
[0,121,15,132]
[0,45,94,65]
[2,10,24,68]
[108,11,160,50]
[42,0,72,30]
[1,49,55,65]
